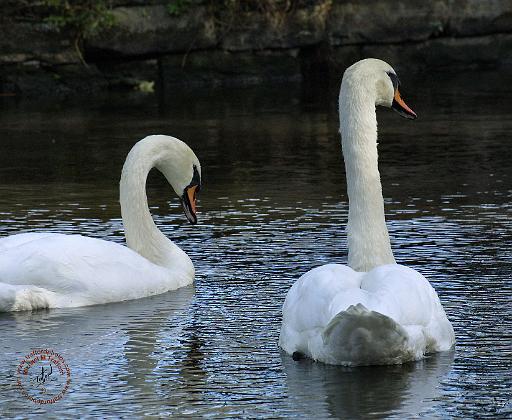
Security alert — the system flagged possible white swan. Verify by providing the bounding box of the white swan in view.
[0,135,201,312]
[279,59,455,366]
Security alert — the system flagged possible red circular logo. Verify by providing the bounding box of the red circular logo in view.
[17,349,71,404]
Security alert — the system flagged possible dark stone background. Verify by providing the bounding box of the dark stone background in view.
[2,0,512,96]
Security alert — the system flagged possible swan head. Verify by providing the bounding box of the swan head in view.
[146,135,201,225]
[168,149,201,225]
[342,58,417,119]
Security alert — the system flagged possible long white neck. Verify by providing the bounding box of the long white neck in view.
[119,137,193,276]
[339,81,395,272]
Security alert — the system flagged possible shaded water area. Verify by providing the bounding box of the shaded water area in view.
[0,70,511,418]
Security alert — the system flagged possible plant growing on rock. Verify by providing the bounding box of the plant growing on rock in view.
[211,0,302,37]
[42,0,116,65]
[166,0,192,16]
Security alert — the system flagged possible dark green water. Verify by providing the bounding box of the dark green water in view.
[0,71,511,418]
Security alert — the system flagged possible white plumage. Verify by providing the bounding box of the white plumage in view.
[279,59,455,365]
[0,135,201,312]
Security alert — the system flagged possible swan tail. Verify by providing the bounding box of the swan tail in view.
[0,284,56,312]
[321,303,415,365]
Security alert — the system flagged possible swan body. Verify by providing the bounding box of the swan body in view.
[279,59,455,365]
[0,135,201,312]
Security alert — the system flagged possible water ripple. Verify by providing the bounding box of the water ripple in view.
[1,72,511,418]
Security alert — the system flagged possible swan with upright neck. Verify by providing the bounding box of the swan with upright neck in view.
[279,59,455,365]
[0,135,201,312]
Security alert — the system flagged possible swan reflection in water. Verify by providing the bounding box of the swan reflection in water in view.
[281,350,454,418]
[1,286,199,411]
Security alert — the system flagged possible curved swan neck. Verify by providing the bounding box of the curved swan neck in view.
[339,80,395,272]
[119,137,192,274]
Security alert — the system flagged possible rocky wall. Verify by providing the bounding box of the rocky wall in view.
[1,0,511,96]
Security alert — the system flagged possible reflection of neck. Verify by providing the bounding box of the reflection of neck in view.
[119,139,192,274]
[339,85,395,272]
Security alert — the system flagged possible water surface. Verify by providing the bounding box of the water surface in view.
[0,71,511,418]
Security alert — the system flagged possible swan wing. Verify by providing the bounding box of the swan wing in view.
[279,264,364,356]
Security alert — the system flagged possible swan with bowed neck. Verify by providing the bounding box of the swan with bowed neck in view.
[0,135,201,312]
[279,59,455,366]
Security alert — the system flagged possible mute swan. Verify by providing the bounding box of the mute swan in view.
[279,59,455,366]
[0,135,201,312]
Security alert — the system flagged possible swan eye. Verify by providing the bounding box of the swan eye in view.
[191,165,201,187]
[386,72,416,119]
[386,72,400,91]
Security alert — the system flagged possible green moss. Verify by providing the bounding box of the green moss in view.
[166,0,192,16]
[42,0,116,64]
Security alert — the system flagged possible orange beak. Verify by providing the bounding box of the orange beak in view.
[392,89,417,119]
[187,185,198,215]
[181,185,199,224]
